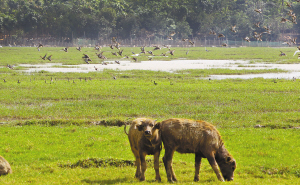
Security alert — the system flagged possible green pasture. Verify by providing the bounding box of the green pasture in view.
[0,47,300,184]
[0,125,299,184]
[0,46,299,66]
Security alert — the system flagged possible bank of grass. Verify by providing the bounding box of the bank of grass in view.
[0,124,299,184]
[0,70,299,128]
[0,46,299,66]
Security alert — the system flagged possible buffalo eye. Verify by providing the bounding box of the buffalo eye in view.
[149,123,154,127]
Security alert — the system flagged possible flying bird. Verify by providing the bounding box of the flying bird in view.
[209,30,217,35]
[189,40,195,45]
[230,25,237,33]
[254,22,260,28]
[254,9,262,13]
[222,43,228,47]
[293,46,300,56]
[169,31,176,37]
[40,54,47,60]
[47,55,52,61]
[244,37,251,42]
[218,34,225,38]
[281,18,289,23]
[7,64,14,69]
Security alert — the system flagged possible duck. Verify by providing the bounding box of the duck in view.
[132,57,138,62]
[153,45,161,50]
[117,49,123,56]
[47,55,52,61]
[169,31,176,37]
[230,25,237,33]
[218,34,225,38]
[209,30,216,35]
[221,43,228,47]
[244,37,251,42]
[254,9,262,13]
[169,49,175,55]
[40,54,47,60]
[281,18,289,23]
[279,51,287,56]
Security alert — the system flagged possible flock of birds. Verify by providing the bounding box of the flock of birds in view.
[205,1,300,58]
[34,35,193,70]
[4,1,300,82]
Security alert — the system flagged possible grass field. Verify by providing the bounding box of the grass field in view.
[0,46,299,66]
[0,47,300,184]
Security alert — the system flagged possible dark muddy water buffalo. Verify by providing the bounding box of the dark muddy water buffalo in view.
[160,118,236,182]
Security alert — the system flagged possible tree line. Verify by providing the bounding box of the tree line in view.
[0,0,299,44]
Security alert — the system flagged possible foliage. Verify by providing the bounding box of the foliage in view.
[0,0,299,41]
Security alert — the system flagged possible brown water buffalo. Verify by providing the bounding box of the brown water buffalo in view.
[0,156,12,175]
[160,118,236,182]
[125,118,162,181]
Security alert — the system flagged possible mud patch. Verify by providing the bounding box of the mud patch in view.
[58,158,136,168]
[13,119,130,127]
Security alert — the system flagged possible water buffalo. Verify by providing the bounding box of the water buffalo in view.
[160,118,236,182]
[124,118,162,181]
[0,156,12,175]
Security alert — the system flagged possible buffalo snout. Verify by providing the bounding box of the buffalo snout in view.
[144,130,151,135]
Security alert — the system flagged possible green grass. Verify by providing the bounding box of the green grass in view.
[0,72,299,128]
[0,46,299,66]
[0,47,300,184]
[0,125,299,184]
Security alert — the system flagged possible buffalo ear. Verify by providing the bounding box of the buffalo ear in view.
[154,122,161,129]
[226,156,232,163]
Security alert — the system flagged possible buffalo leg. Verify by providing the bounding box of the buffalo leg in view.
[163,148,177,182]
[154,151,161,182]
[139,152,147,181]
[207,155,225,182]
[133,151,141,179]
[194,153,202,181]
